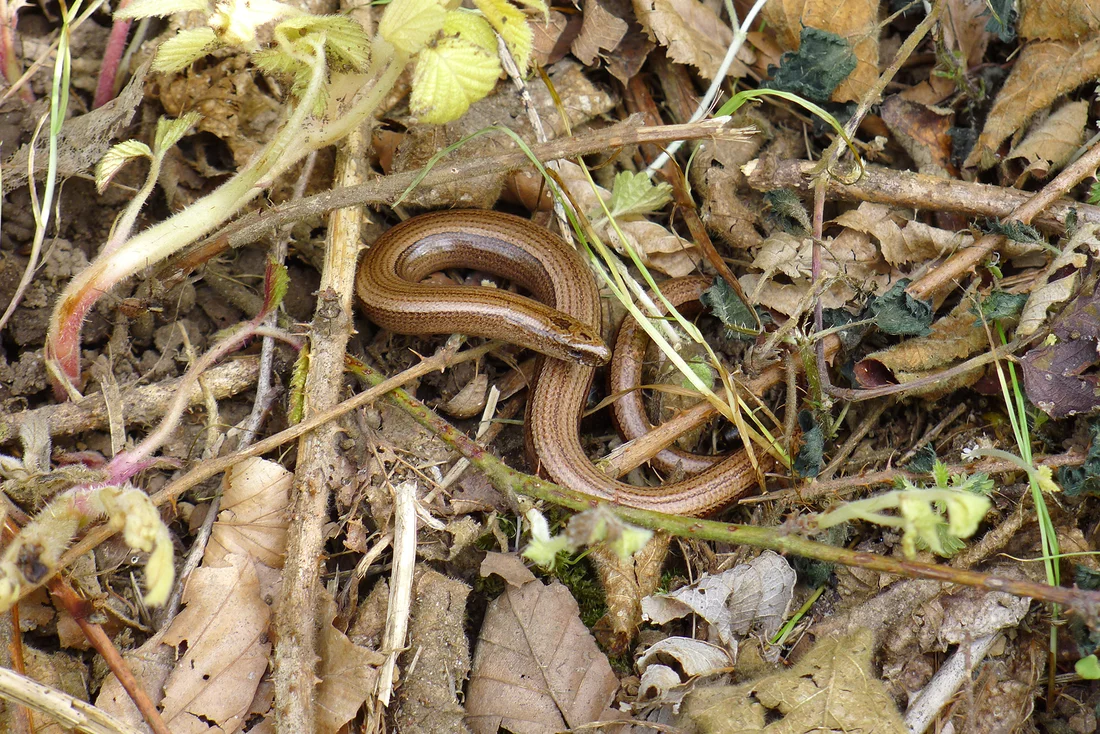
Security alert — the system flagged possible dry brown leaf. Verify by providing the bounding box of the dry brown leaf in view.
[742,230,890,316]
[633,638,734,710]
[314,591,385,733]
[466,570,619,732]
[1007,99,1090,182]
[760,0,880,102]
[880,96,957,178]
[942,0,994,68]
[681,630,906,733]
[1019,0,1100,40]
[1017,223,1100,337]
[153,458,291,733]
[573,0,629,65]
[481,551,538,587]
[530,11,581,66]
[159,555,273,733]
[632,0,750,80]
[855,300,995,395]
[965,35,1100,169]
[206,457,292,569]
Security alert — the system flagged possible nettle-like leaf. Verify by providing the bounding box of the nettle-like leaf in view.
[154,27,221,73]
[274,15,372,73]
[96,140,153,194]
[379,0,447,56]
[411,37,501,123]
[473,0,533,71]
[254,15,371,105]
[116,0,208,20]
[443,10,497,52]
[606,170,673,218]
[155,111,203,153]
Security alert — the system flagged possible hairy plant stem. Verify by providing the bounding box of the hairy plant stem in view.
[352,364,1100,620]
[45,42,406,398]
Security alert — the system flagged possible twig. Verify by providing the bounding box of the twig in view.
[909,137,1100,303]
[273,124,364,731]
[0,357,260,441]
[375,480,417,707]
[0,666,144,734]
[743,158,1100,234]
[157,119,754,284]
[741,447,1087,505]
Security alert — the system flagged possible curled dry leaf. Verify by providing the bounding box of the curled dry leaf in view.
[740,229,891,316]
[632,0,751,80]
[641,550,795,647]
[964,35,1100,170]
[1007,99,1089,183]
[1017,224,1100,337]
[590,532,669,655]
[633,637,734,711]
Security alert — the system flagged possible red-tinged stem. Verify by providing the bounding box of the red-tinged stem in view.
[93,5,131,109]
[48,579,172,734]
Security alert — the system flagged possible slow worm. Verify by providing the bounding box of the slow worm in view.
[356,210,760,516]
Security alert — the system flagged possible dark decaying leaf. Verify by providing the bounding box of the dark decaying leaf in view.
[867,279,933,336]
[1059,423,1100,497]
[1020,274,1100,418]
[764,27,856,104]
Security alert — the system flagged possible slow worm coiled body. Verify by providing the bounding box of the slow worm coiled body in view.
[356,210,760,516]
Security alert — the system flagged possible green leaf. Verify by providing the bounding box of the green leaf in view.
[699,278,756,339]
[95,140,152,194]
[984,219,1043,246]
[153,111,202,154]
[868,279,933,336]
[153,28,221,73]
[116,0,208,20]
[473,0,533,71]
[274,14,372,73]
[1088,181,1100,206]
[904,444,937,474]
[1075,654,1100,680]
[763,27,856,104]
[443,10,497,52]
[605,170,673,218]
[410,37,501,124]
[1058,423,1100,497]
[379,0,447,56]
